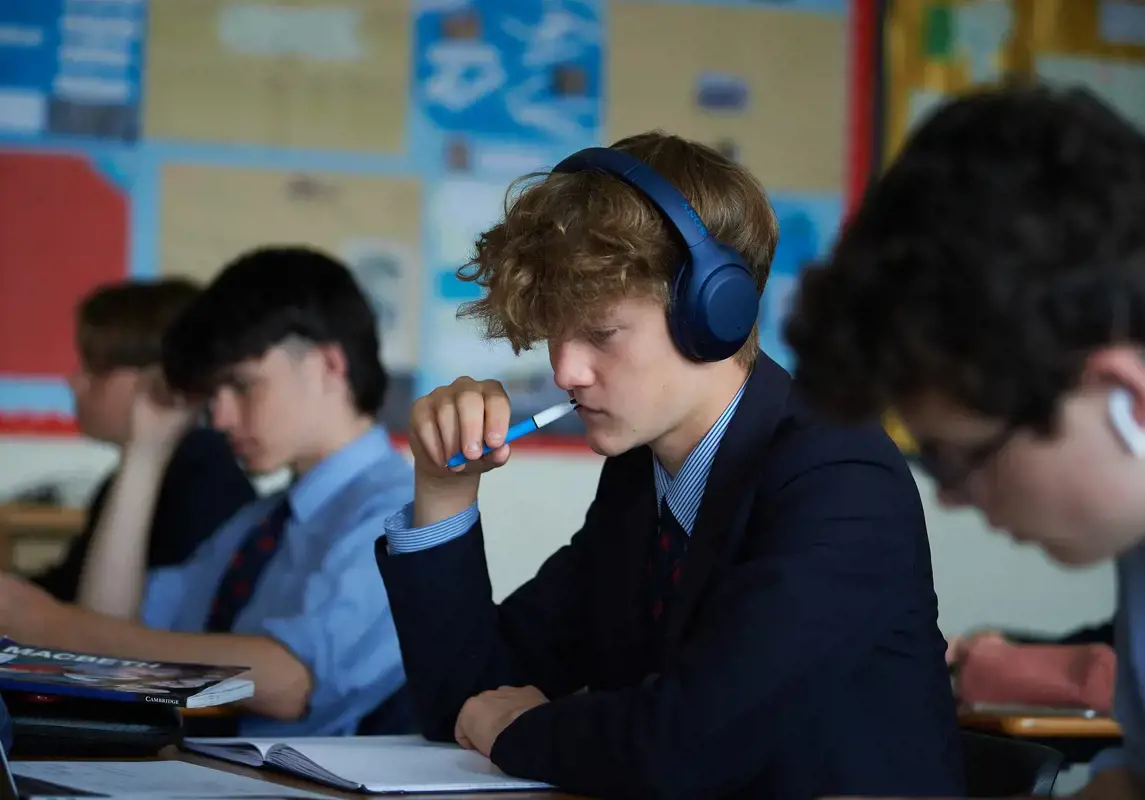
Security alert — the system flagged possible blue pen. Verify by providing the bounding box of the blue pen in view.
[446,399,579,468]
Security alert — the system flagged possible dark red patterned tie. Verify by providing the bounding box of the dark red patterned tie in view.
[205,499,291,633]
[646,498,689,625]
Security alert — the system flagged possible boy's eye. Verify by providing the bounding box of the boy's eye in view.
[588,328,617,345]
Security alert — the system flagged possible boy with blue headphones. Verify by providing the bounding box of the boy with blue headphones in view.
[785,85,1145,800]
[377,132,964,799]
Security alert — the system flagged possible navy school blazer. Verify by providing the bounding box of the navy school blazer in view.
[377,353,964,800]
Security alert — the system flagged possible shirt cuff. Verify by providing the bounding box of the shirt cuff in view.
[1089,745,1126,776]
[384,501,479,554]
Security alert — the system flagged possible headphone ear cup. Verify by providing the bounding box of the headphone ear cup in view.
[669,244,760,363]
[667,259,701,360]
[1108,386,1145,458]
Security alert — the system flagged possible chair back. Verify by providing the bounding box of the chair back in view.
[961,730,1064,797]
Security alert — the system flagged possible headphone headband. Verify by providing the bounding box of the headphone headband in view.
[551,147,712,251]
[549,145,760,362]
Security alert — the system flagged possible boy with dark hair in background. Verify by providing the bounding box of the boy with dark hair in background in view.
[0,246,414,738]
[33,278,255,604]
[377,132,963,799]
[784,85,1145,799]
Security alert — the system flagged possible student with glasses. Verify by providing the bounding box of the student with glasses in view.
[785,84,1145,799]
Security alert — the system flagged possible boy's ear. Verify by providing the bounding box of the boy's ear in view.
[315,342,350,389]
[1082,345,1145,422]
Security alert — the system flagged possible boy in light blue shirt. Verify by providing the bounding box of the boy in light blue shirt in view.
[783,84,1145,799]
[0,246,413,737]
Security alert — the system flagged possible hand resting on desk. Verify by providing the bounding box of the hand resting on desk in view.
[454,685,548,756]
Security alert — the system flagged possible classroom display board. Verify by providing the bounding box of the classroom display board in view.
[879,0,1145,451]
[0,0,849,439]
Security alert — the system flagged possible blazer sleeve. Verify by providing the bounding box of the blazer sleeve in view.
[376,497,603,742]
[490,429,932,799]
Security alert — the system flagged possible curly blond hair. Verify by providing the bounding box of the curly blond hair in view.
[457,131,778,367]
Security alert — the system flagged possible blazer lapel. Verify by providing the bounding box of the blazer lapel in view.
[660,355,792,660]
[598,449,659,679]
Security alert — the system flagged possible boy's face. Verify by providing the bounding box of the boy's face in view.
[548,294,734,466]
[208,342,338,475]
[69,364,141,445]
[899,381,1145,566]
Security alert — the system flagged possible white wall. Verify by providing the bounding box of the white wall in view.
[0,436,1115,637]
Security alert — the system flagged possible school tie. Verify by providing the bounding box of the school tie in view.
[204,498,292,633]
[646,497,690,625]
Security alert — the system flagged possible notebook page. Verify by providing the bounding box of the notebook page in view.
[188,677,254,708]
[280,736,551,793]
[10,760,326,798]
[182,738,279,767]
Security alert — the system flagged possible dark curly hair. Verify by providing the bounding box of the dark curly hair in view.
[784,84,1145,435]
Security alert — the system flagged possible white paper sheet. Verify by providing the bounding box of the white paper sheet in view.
[285,736,550,792]
[185,735,552,793]
[10,760,326,799]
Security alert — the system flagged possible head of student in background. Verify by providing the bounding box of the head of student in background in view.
[458,131,778,465]
[783,84,1145,567]
[162,245,385,477]
[69,278,200,446]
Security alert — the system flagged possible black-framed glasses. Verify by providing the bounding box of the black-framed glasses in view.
[916,421,1021,493]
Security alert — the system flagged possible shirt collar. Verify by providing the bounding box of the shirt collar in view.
[287,425,395,523]
[653,379,747,535]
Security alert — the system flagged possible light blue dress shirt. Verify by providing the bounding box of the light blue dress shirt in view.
[384,380,747,552]
[142,425,414,738]
[1089,542,1145,781]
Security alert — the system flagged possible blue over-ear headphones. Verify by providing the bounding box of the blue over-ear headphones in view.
[551,147,761,362]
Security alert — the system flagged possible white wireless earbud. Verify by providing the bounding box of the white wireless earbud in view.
[1108,385,1145,458]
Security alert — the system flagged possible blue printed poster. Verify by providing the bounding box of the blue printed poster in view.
[412,0,603,177]
[757,194,843,370]
[0,0,147,144]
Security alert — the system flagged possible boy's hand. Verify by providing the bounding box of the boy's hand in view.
[454,685,548,758]
[408,377,513,527]
[946,629,1005,666]
[129,368,200,450]
[409,376,514,478]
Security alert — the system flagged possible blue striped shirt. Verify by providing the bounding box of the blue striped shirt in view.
[653,380,746,534]
[384,380,747,553]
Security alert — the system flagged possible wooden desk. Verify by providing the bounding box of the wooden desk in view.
[959,706,1122,766]
[0,503,85,574]
[164,745,583,799]
[958,709,1122,739]
[181,706,233,718]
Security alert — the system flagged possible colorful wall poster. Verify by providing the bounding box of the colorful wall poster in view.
[411,0,603,176]
[607,0,847,192]
[0,0,147,144]
[143,0,410,154]
[0,150,132,429]
[0,0,852,442]
[758,194,844,371]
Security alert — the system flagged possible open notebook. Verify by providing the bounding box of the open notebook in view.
[181,735,552,794]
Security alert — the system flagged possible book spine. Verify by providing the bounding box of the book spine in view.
[0,678,190,706]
